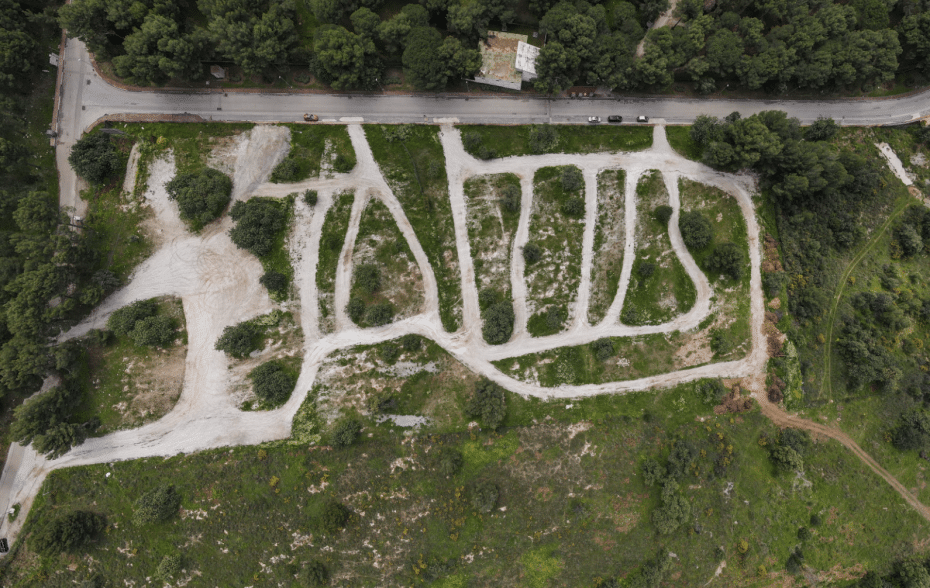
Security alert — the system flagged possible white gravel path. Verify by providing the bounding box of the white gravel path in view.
[0,124,767,549]
[876,142,913,186]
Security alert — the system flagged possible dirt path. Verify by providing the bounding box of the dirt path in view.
[635,0,681,58]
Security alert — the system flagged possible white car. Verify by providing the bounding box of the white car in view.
[636,115,650,123]
[588,116,601,123]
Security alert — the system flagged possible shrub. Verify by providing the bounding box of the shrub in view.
[333,153,353,173]
[365,302,394,326]
[591,338,615,361]
[637,261,656,278]
[641,458,666,486]
[654,205,673,224]
[33,422,87,459]
[367,391,395,414]
[462,132,482,152]
[805,117,839,141]
[561,166,583,192]
[354,263,381,295]
[786,548,805,574]
[478,146,497,160]
[707,242,745,280]
[68,134,121,184]
[331,418,361,448]
[897,223,924,257]
[215,321,259,357]
[501,184,520,213]
[347,297,365,324]
[483,301,515,345]
[797,526,811,541]
[130,315,175,347]
[304,190,318,206]
[156,554,182,579]
[679,211,713,250]
[380,343,400,363]
[770,445,803,472]
[436,446,463,476]
[696,379,726,405]
[892,409,930,451]
[561,197,585,217]
[32,510,105,555]
[465,377,507,429]
[260,271,288,294]
[523,242,542,264]
[652,481,691,534]
[779,428,810,455]
[301,560,329,586]
[400,334,421,351]
[107,299,157,336]
[229,199,287,257]
[319,500,350,535]
[529,124,558,153]
[628,550,672,588]
[762,271,787,296]
[133,484,181,526]
[470,480,499,513]
[249,361,296,405]
[270,157,300,182]
[545,305,567,332]
[165,168,232,229]
[810,513,822,526]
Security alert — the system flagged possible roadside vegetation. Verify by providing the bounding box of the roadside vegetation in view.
[270,124,356,182]
[229,195,296,301]
[525,166,585,337]
[317,191,355,333]
[621,170,695,326]
[459,124,652,159]
[347,199,424,327]
[588,169,626,324]
[464,174,521,344]
[365,125,462,331]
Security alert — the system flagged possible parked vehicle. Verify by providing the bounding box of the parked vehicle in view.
[588,116,601,123]
[636,115,649,123]
[607,115,623,123]
[303,113,319,122]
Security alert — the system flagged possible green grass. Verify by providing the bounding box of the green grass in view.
[116,122,254,176]
[463,173,521,297]
[588,169,626,324]
[317,191,355,331]
[83,176,154,285]
[73,297,187,435]
[666,126,703,161]
[364,125,462,332]
[271,124,356,182]
[525,167,585,336]
[248,195,296,301]
[621,171,696,325]
[457,125,653,159]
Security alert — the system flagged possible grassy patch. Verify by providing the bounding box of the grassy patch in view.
[247,195,296,302]
[525,166,585,336]
[364,125,461,331]
[317,191,355,332]
[457,125,652,158]
[116,122,254,177]
[621,171,695,325]
[666,126,703,161]
[464,173,521,297]
[588,169,626,324]
[73,297,187,435]
[271,124,356,182]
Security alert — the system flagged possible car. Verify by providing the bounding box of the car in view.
[588,116,601,123]
[607,115,623,123]
[303,113,319,122]
[636,115,649,123]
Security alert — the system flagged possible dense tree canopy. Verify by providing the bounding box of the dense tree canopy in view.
[313,25,381,90]
[402,27,481,91]
[165,167,233,229]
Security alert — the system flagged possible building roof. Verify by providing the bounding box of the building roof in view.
[515,41,540,76]
[476,31,528,86]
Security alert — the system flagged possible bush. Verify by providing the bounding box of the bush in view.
[347,297,365,323]
[797,526,811,541]
[107,299,157,336]
[470,480,499,513]
[561,197,585,217]
[770,445,804,472]
[301,560,329,586]
[706,242,745,280]
[156,554,182,579]
[523,242,542,264]
[654,205,673,224]
[68,134,121,184]
[270,157,300,182]
[333,153,353,173]
[529,124,558,153]
[696,379,726,405]
[367,391,395,414]
[436,446,463,476]
[365,302,394,326]
[810,513,822,526]
[545,305,567,332]
[641,458,666,486]
[462,132,482,152]
[32,510,105,555]
[637,261,656,278]
[652,481,691,534]
[319,500,350,535]
[304,190,318,206]
[465,378,507,429]
[478,146,497,160]
[779,428,810,455]
[354,263,381,295]
[892,409,930,451]
[380,343,400,363]
[331,418,361,448]
[133,484,181,526]
[260,271,288,294]
[786,548,805,574]
[898,223,924,257]
[249,361,296,405]
[215,321,259,357]
[679,211,713,250]
[165,168,232,229]
[762,271,787,296]
[501,184,521,213]
[229,199,287,258]
[483,301,515,345]
[591,338,615,361]
[130,315,175,347]
[805,117,839,141]
[561,166,583,192]
[400,334,421,351]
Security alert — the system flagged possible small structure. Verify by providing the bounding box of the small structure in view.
[473,31,540,91]
[210,65,226,80]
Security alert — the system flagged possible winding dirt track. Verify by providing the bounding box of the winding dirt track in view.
[0,124,927,549]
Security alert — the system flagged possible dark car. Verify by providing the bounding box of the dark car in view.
[636,115,649,123]
[607,115,623,123]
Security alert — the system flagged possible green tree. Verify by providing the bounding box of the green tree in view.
[436,446,463,476]
[113,15,203,85]
[350,7,380,37]
[534,41,579,94]
[249,360,295,405]
[58,0,113,57]
[706,241,745,280]
[522,242,542,264]
[482,300,514,344]
[806,117,839,141]
[14,192,58,234]
[68,133,121,184]
[260,270,288,294]
[313,25,381,90]
[651,480,690,534]
[107,299,157,336]
[464,377,506,429]
[0,27,36,88]
[470,480,499,513]
[301,560,329,586]
[365,302,393,326]
[770,445,803,472]
[33,421,87,458]
[205,0,299,75]
[331,417,361,448]
[902,12,930,74]
[319,500,350,534]
[229,198,286,257]
[133,484,181,525]
[377,3,428,52]
[32,511,105,555]
[165,167,232,229]
[130,315,175,347]
[679,210,712,250]
[156,554,183,579]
